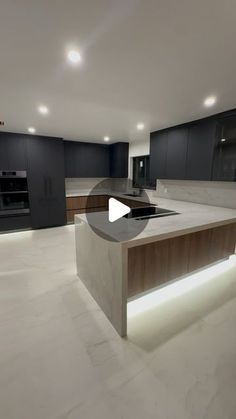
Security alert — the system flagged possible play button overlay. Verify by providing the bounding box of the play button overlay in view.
[85,178,151,243]
[108,198,131,222]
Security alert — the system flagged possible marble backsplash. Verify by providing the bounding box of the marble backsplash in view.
[65,178,132,194]
[65,178,106,194]
[155,180,236,209]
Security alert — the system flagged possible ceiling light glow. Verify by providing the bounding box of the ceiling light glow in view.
[38,105,49,115]
[28,127,36,134]
[204,96,217,107]
[67,50,82,64]
[137,123,145,131]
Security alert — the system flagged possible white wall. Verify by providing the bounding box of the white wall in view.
[128,139,150,179]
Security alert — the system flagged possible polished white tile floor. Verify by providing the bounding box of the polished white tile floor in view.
[0,225,236,419]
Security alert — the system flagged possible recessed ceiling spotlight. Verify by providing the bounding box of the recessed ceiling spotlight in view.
[38,105,49,115]
[67,49,82,64]
[221,138,226,142]
[137,122,145,131]
[204,96,217,107]
[104,136,110,142]
[28,127,36,134]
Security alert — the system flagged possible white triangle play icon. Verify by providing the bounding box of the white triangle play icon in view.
[108,198,131,223]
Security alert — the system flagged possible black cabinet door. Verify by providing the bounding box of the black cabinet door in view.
[166,127,188,179]
[0,132,27,170]
[186,120,217,180]
[64,141,76,177]
[46,139,66,227]
[7,134,27,170]
[109,142,129,178]
[0,135,7,169]
[64,141,110,177]
[27,136,66,228]
[150,131,168,181]
[212,116,236,181]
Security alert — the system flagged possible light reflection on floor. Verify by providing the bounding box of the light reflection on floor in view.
[128,256,236,351]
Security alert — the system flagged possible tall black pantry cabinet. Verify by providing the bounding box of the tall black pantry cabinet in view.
[27,136,66,229]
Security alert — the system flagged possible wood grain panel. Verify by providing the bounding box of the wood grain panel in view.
[188,229,212,272]
[67,209,85,223]
[210,223,236,262]
[66,196,87,210]
[167,234,190,280]
[86,206,108,213]
[128,223,236,298]
[66,195,108,211]
[67,206,108,223]
[87,195,108,209]
[128,239,169,297]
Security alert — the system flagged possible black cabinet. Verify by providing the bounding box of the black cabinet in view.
[0,215,31,232]
[0,132,27,170]
[133,155,150,188]
[212,116,236,181]
[0,132,30,233]
[64,140,129,178]
[64,141,110,178]
[150,131,168,180]
[186,120,217,180]
[27,136,66,229]
[166,127,188,179]
[150,119,217,182]
[109,142,129,178]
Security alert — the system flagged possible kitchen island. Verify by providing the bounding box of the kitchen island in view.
[75,197,236,336]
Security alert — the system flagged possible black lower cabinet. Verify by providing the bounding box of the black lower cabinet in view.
[27,136,66,229]
[0,215,31,232]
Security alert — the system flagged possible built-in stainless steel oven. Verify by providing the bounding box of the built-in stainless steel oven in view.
[0,171,30,216]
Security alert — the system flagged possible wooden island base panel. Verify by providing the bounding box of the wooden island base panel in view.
[128,223,236,297]
[75,213,236,337]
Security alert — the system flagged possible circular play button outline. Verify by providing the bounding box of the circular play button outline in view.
[108,197,131,222]
[85,178,151,243]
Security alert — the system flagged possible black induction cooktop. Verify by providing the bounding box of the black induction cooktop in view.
[123,206,178,220]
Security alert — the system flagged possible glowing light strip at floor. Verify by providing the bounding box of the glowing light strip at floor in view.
[127,255,236,318]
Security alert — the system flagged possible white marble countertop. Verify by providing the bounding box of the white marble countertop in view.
[66,190,108,197]
[75,196,236,248]
[66,190,151,203]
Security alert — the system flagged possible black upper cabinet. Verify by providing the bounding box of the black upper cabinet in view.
[27,136,66,229]
[64,141,110,178]
[64,140,129,178]
[109,142,129,178]
[166,127,188,179]
[150,131,168,180]
[212,116,236,181]
[186,120,217,180]
[0,132,27,170]
[150,118,218,181]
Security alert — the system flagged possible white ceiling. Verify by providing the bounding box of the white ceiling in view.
[0,0,236,143]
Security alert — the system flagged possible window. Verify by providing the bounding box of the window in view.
[132,155,153,188]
